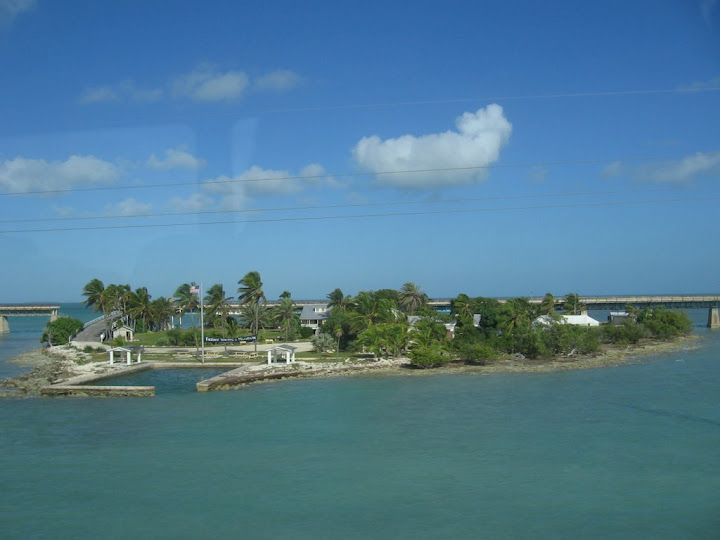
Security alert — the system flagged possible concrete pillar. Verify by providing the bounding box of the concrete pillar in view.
[708,307,720,329]
[0,316,8,333]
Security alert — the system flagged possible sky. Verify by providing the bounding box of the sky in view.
[0,0,719,303]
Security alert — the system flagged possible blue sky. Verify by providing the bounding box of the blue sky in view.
[0,0,718,303]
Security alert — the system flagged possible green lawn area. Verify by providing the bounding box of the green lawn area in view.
[131,328,292,347]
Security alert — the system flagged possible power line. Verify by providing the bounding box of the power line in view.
[0,185,713,225]
[1,151,715,197]
[2,194,717,234]
[255,87,720,115]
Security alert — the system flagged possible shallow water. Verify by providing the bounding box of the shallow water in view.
[1,310,719,538]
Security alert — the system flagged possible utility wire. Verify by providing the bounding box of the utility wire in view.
[1,152,716,197]
[2,195,717,234]
[255,87,720,115]
[0,185,714,224]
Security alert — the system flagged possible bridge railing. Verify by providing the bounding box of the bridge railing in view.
[82,310,123,329]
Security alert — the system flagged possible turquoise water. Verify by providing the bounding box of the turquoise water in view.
[0,303,96,379]
[90,368,232,393]
[1,310,719,538]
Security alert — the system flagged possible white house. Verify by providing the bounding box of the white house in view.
[534,314,600,327]
[299,304,331,333]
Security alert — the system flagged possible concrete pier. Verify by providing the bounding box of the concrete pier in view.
[0,305,60,333]
[708,307,720,328]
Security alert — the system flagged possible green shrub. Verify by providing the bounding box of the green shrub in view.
[456,343,497,365]
[40,317,85,346]
[408,346,447,369]
[299,326,314,339]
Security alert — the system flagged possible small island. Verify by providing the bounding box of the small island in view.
[0,275,701,396]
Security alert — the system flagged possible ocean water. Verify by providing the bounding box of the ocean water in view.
[0,309,718,538]
[0,303,96,379]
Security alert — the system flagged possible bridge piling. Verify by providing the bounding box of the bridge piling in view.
[709,307,720,329]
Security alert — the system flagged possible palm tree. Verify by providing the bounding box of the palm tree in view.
[501,297,535,335]
[452,293,474,325]
[241,302,270,344]
[273,296,297,340]
[238,271,266,352]
[174,282,200,328]
[150,297,175,331]
[327,288,353,311]
[539,293,556,315]
[351,290,394,330]
[82,278,105,312]
[563,293,585,315]
[399,282,428,315]
[128,286,153,331]
[205,283,233,337]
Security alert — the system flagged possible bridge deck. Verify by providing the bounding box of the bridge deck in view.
[0,305,60,316]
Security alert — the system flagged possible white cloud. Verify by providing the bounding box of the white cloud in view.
[602,151,720,183]
[79,67,303,105]
[172,66,249,102]
[105,198,152,217]
[167,192,215,212]
[253,70,302,93]
[0,0,35,24]
[701,0,717,25]
[352,104,512,189]
[527,166,547,184]
[677,75,720,92]
[79,86,120,104]
[0,155,120,193]
[201,163,331,210]
[51,205,75,217]
[79,81,163,104]
[147,148,206,171]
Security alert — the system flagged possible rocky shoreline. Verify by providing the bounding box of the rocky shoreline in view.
[0,335,700,397]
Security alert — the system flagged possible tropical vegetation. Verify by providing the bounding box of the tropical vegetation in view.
[72,279,694,370]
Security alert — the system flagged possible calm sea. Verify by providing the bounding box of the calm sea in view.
[0,308,718,538]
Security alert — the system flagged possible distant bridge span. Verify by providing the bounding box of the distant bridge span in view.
[0,304,60,333]
[235,295,720,311]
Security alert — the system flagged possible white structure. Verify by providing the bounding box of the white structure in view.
[267,344,297,364]
[108,346,143,365]
[112,324,134,342]
[534,314,600,327]
[299,304,331,333]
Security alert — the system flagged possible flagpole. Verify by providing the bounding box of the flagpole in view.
[200,282,205,364]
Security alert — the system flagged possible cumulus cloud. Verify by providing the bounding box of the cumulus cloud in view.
[79,81,163,104]
[172,66,249,102]
[147,148,206,171]
[0,0,35,25]
[677,75,720,92]
[79,67,303,105]
[168,192,215,212]
[0,155,120,194]
[79,85,120,103]
[201,163,331,210]
[105,198,152,217]
[352,104,512,189]
[602,151,720,183]
[253,69,302,93]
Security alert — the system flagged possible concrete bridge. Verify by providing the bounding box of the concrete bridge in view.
[0,304,60,333]
[234,294,720,327]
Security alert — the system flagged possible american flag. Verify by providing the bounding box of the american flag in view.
[190,285,199,294]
